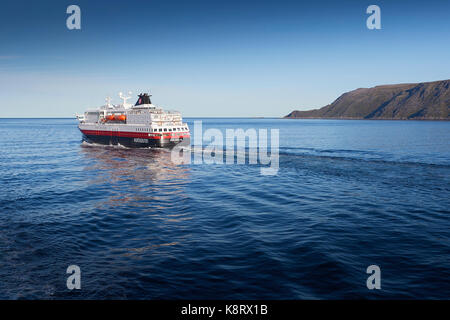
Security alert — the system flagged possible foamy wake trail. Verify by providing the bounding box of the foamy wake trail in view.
[81,141,132,149]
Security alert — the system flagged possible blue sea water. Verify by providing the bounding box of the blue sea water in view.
[0,118,449,299]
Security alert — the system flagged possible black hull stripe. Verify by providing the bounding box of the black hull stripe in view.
[82,134,190,148]
[80,129,190,140]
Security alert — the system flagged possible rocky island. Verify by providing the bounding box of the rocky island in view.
[285,79,449,120]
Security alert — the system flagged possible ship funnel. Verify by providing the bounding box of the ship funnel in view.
[135,93,152,105]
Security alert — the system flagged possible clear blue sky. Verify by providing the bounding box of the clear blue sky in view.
[1,0,449,117]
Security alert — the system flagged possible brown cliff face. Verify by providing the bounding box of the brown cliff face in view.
[285,80,450,120]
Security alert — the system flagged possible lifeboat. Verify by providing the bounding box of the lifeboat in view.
[105,114,126,121]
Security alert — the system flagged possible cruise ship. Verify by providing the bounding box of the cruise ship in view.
[76,92,190,148]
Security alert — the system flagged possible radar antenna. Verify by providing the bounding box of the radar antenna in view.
[119,91,133,108]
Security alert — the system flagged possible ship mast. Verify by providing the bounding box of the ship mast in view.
[119,91,133,108]
[105,96,113,109]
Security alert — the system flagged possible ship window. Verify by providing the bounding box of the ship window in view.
[169,128,172,131]
[164,128,167,132]
[159,128,162,132]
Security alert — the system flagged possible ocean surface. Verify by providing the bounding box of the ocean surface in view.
[0,118,449,299]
